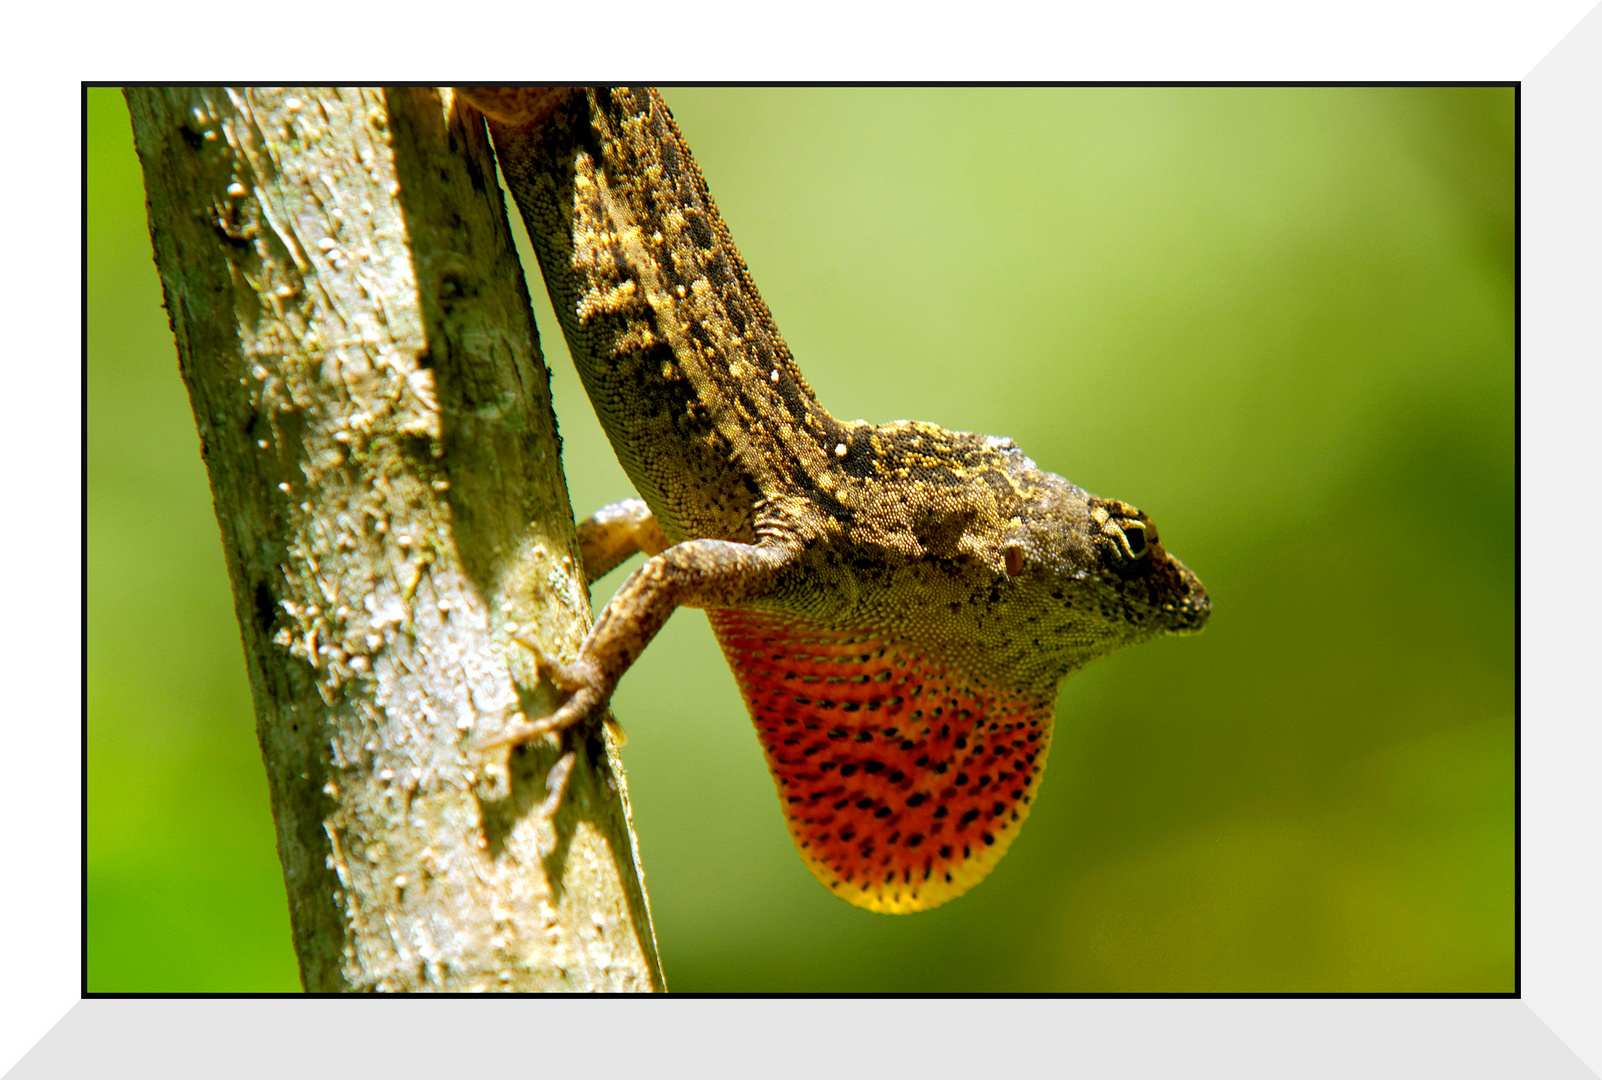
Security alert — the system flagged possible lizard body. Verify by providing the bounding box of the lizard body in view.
[467,87,1210,913]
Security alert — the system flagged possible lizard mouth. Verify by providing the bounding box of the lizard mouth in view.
[1164,590,1212,635]
[1151,552,1211,635]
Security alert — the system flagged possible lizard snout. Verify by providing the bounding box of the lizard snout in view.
[1160,557,1211,635]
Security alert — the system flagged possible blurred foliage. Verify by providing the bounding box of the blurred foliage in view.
[87,86,1512,992]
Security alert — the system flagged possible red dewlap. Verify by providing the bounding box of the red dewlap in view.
[707,607,1056,914]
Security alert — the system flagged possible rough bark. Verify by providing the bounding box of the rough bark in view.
[125,86,663,992]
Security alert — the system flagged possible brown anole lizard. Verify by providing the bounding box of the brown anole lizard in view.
[461,86,1210,913]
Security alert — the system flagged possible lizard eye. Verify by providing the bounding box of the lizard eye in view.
[1120,520,1148,559]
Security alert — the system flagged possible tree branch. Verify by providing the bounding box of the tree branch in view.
[125,86,663,992]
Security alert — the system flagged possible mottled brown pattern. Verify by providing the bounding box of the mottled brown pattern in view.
[470,87,1211,910]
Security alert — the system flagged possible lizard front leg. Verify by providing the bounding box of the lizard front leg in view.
[574,498,667,585]
[476,531,799,752]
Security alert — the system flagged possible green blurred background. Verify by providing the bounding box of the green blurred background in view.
[87,87,1513,992]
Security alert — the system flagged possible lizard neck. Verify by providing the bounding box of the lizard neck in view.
[489,87,851,546]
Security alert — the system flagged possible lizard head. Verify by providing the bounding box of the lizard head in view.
[1079,495,1211,637]
[810,427,1209,695]
[988,469,1211,686]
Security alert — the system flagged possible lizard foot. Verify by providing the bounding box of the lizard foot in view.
[477,533,793,757]
[472,632,624,753]
[508,628,594,693]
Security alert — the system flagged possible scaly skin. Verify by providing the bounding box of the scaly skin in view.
[464,87,1210,912]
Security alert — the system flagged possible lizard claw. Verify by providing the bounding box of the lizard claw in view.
[473,632,616,754]
[473,685,603,753]
[509,629,594,693]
